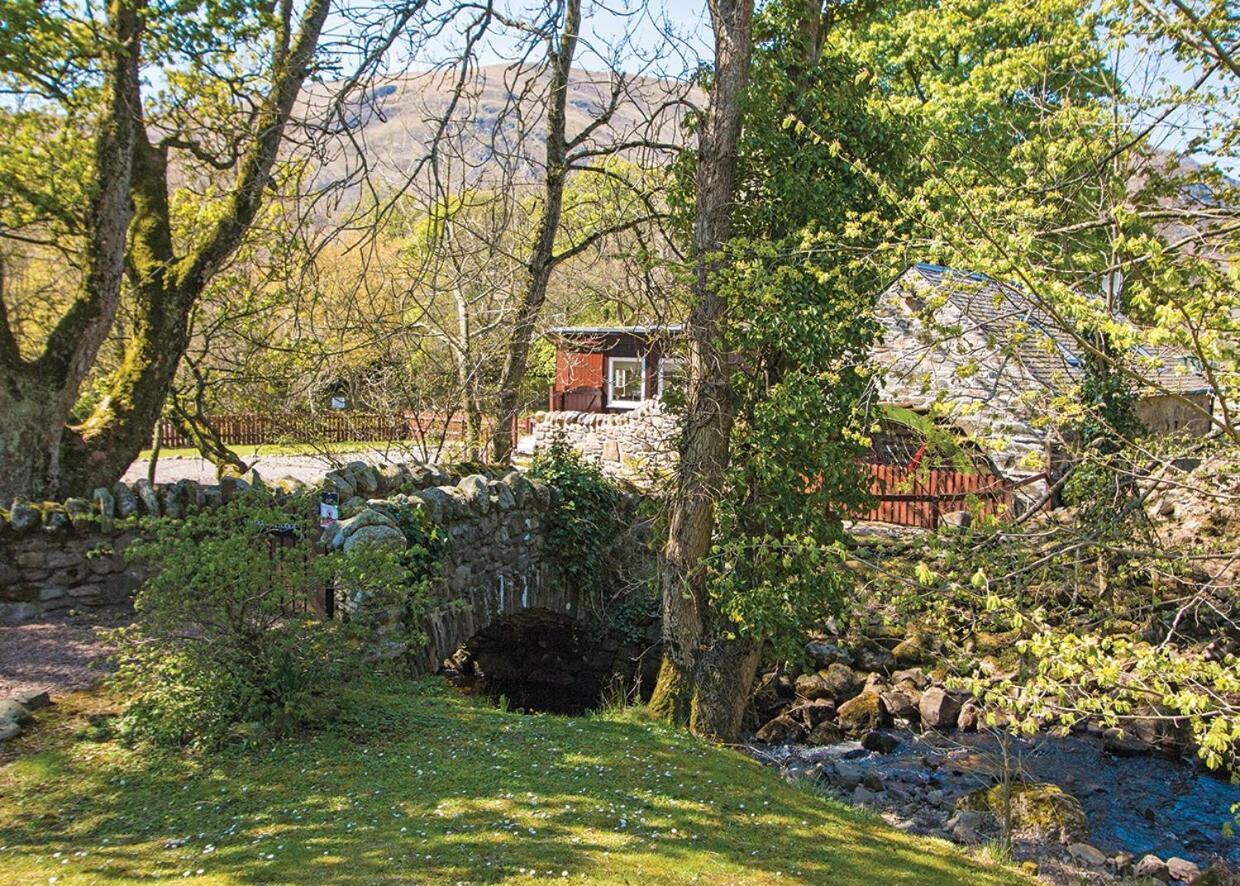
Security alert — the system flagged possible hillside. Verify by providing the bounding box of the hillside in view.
[297,64,695,200]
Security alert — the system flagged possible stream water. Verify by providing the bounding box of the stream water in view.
[767,728,1240,869]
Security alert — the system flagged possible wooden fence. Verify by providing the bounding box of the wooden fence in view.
[156,412,535,450]
[859,463,1046,529]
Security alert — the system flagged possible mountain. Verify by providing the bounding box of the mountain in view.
[294,64,696,203]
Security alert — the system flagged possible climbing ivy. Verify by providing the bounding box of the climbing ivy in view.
[528,432,624,596]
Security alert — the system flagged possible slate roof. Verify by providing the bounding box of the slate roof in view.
[892,263,1210,395]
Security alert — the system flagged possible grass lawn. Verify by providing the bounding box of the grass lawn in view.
[0,678,1024,884]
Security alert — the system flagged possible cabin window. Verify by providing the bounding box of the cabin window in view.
[607,356,645,408]
[658,358,686,399]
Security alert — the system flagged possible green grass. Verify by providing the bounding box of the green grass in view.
[0,678,1024,884]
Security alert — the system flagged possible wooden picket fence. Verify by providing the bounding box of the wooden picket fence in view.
[859,463,1045,529]
[156,412,535,450]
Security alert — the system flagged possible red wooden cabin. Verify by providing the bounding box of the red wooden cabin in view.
[548,325,684,413]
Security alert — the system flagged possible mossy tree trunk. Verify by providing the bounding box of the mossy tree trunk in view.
[649,0,756,743]
[0,0,331,500]
[0,0,142,501]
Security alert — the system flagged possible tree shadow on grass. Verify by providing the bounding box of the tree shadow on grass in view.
[0,679,1022,884]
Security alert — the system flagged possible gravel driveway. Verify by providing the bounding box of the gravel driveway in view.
[0,608,131,699]
[122,447,423,486]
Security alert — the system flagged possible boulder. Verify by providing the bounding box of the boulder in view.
[918,687,962,730]
[8,499,40,532]
[0,699,32,726]
[836,690,888,736]
[788,698,835,728]
[13,689,50,711]
[822,663,863,703]
[853,643,895,674]
[945,810,988,845]
[957,782,1088,845]
[342,524,406,553]
[851,785,880,807]
[755,714,804,745]
[794,672,832,701]
[891,667,930,689]
[1134,855,1171,882]
[805,640,852,668]
[1166,858,1202,883]
[891,633,931,665]
[805,720,843,746]
[957,700,982,732]
[1068,843,1107,867]
[133,479,162,516]
[92,487,116,520]
[113,482,140,518]
[861,730,899,754]
[0,720,20,742]
[880,687,920,724]
[1103,726,1152,756]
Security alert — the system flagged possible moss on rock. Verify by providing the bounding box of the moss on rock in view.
[956,782,1088,845]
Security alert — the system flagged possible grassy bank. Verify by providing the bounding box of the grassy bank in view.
[0,678,1022,884]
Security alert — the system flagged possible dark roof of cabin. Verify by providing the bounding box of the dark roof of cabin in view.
[893,263,1209,395]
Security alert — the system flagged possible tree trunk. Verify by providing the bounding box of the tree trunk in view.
[649,0,755,742]
[0,0,142,502]
[487,0,582,463]
[53,0,331,495]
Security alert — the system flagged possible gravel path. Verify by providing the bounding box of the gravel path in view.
[0,608,131,699]
[122,448,417,486]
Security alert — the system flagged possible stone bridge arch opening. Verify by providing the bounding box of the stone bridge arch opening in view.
[444,607,660,715]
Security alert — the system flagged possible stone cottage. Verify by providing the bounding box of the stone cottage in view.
[873,262,1213,487]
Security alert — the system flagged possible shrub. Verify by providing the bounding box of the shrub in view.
[528,432,624,595]
[110,493,425,748]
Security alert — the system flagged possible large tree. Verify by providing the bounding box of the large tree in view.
[0,0,428,499]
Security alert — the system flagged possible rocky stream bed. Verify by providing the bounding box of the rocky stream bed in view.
[752,727,1239,883]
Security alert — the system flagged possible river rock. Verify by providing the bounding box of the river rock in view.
[1134,855,1172,882]
[1069,843,1107,867]
[836,690,887,736]
[789,698,836,728]
[919,687,962,730]
[958,782,1088,845]
[805,720,843,746]
[880,687,920,723]
[861,730,899,754]
[1166,857,1202,883]
[755,714,804,744]
[805,640,852,668]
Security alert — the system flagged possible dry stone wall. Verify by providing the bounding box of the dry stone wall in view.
[0,460,654,693]
[529,400,679,484]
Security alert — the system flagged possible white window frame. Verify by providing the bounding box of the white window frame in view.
[607,355,646,409]
[657,357,685,398]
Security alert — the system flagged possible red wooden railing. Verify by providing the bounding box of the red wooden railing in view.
[157,411,534,450]
[859,463,1047,529]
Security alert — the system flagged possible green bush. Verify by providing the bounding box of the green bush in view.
[528,432,624,594]
[110,493,427,748]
